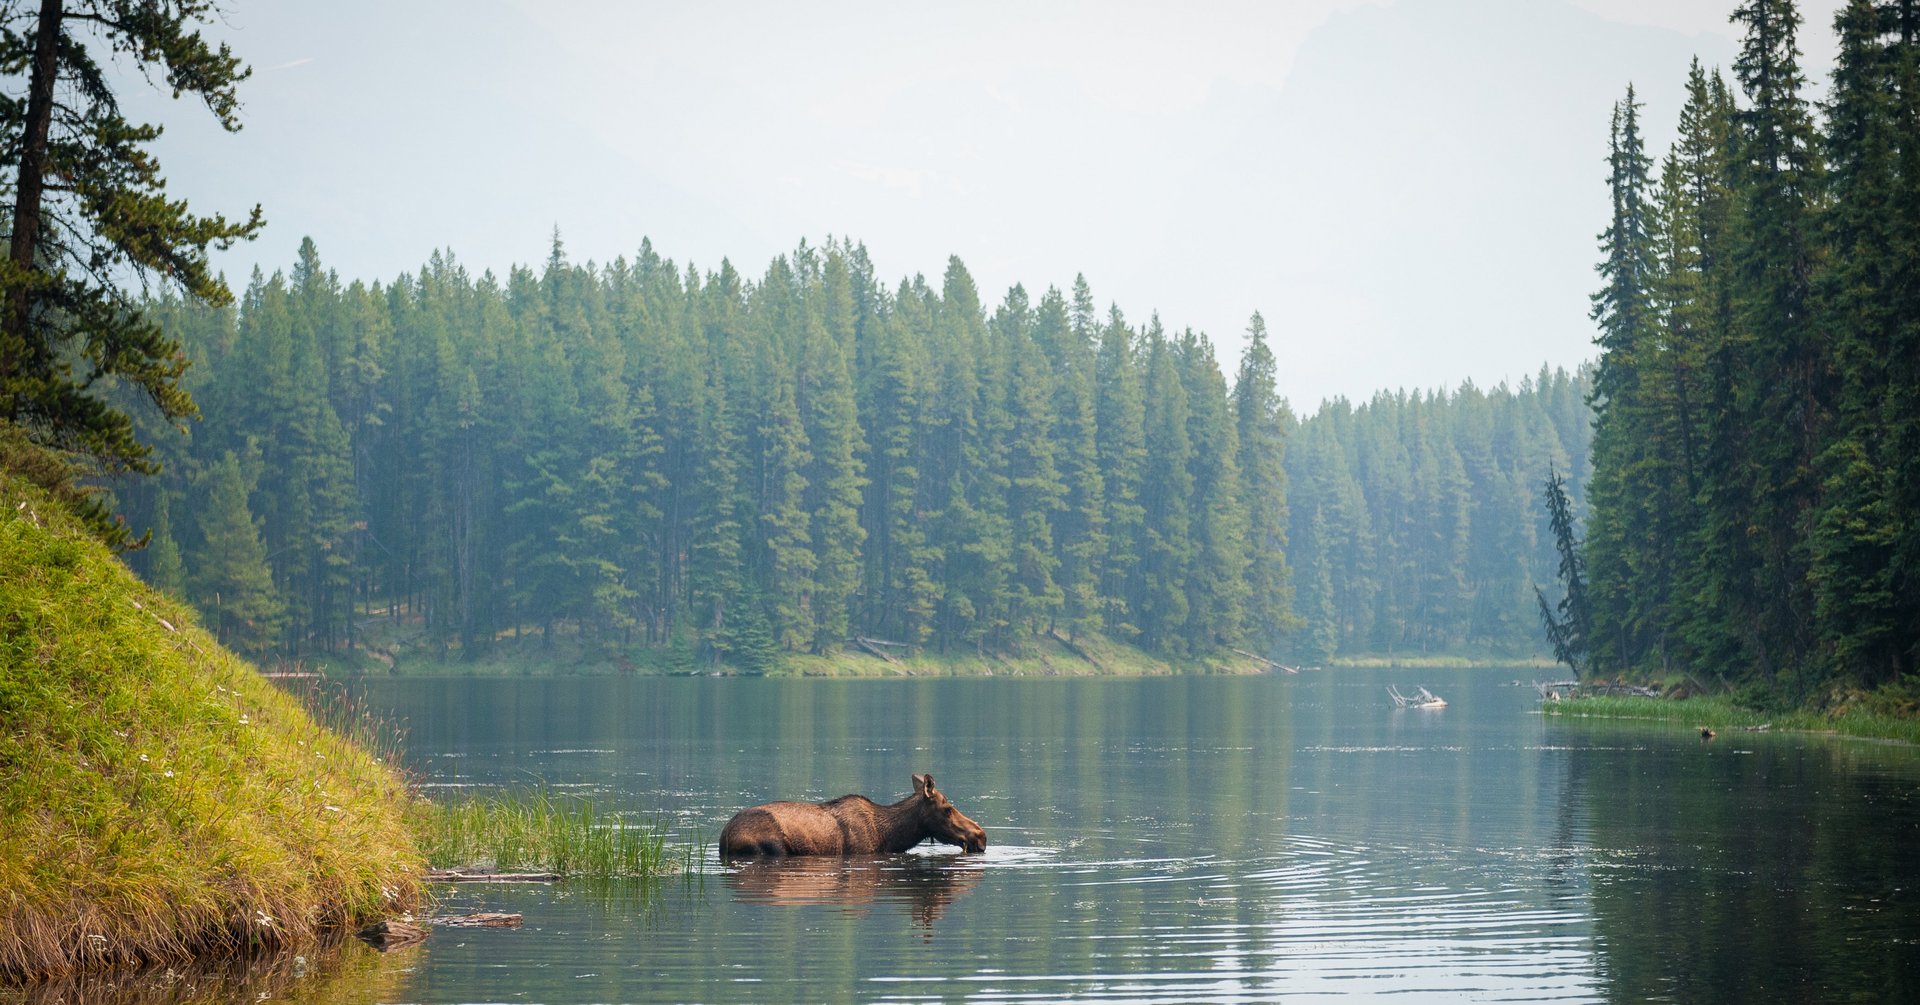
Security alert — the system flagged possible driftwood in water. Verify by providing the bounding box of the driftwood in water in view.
[426,868,561,883]
[436,912,524,928]
[356,919,429,951]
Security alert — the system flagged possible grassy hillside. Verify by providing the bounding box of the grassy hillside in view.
[0,467,422,980]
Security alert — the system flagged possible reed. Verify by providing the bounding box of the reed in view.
[412,790,688,880]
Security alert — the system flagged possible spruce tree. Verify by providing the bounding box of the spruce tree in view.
[1232,312,1296,651]
[1810,0,1905,684]
[186,447,284,656]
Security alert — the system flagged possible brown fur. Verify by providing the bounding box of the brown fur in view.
[719,773,987,859]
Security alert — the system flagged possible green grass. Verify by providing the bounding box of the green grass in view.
[411,790,689,880]
[1541,693,1920,744]
[323,618,1272,679]
[0,467,423,980]
[1331,654,1558,669]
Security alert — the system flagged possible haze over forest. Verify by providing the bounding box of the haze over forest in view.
[134,0,1844,410]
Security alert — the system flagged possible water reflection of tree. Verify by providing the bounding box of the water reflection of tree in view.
[10,936,414,1005]
[725,854,984,932]
[1565,726,1920,1001]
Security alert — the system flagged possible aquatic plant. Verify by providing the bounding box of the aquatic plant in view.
[412,790,688,880]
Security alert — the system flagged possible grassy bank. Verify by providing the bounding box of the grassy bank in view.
[411,790,689,879]
[0,470,423,980]
[316,618,1271,678]
[1541,693,1920,744]
[1331,654,1557,670]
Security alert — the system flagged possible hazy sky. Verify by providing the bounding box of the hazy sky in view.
[130,0,1845,410]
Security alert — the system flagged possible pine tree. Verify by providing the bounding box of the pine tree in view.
[0,0,263,481]
[1732,0,1826,688]
[1095,305,1148,638]
[797,295,867,653]
[996,285,1066,635]
[1233,312,1296,651]
[1809,0,1905,684]
[186,447,284,655]
[1584,86,1661,672]
[1177,329,1250,650]
[1137,320,1194,652]
[1049,277,1108,640]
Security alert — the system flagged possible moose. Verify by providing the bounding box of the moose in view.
[719,773,988,859]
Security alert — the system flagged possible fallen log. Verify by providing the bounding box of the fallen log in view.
[435,912,523,928]
[1046,629,1105,671]
[1229,647,1298,673]
[426,868,561,883]
[850,636,900,664]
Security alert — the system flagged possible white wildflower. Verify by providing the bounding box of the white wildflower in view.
[163,770,174,779]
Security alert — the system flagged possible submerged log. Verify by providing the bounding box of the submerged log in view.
[356,919,429,951]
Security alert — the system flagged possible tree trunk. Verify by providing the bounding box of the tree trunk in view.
[3,0,63,412]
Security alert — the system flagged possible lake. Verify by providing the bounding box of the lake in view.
[30,667,1920,1003]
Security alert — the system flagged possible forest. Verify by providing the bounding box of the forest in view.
[1568,0,1919,701]
[110,238,1589,670]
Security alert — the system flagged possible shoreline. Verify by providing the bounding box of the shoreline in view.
[1540,693,1920,745]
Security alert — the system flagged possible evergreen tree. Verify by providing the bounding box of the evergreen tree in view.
[1137,320,1194,652]
[1094,305,1148,638]
[1809,0,1906,684]
[186,447,284,655]
[1584,86,1661,672]
[1536,466,1590,673]
[0,0,263,481]
[1232,312,1296,651]
[1727,0,1827,688]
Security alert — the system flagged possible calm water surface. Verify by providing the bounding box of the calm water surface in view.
[345,667,1920,1004]
[29,668,1918,1004]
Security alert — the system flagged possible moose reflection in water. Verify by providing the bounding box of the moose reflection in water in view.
[725,855,986,930]
[719,773,988,858]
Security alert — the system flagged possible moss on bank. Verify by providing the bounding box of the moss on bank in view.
[0,472,423,980]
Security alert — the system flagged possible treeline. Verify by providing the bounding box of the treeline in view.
[1575,0,1919,695]
[114,236,1588,669]
[1287,369,1592,663]
[117,238,1303,666]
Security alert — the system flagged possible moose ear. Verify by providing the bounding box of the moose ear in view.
[912,773,933,796]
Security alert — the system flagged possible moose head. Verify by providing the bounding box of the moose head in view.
[911,772,987,853]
